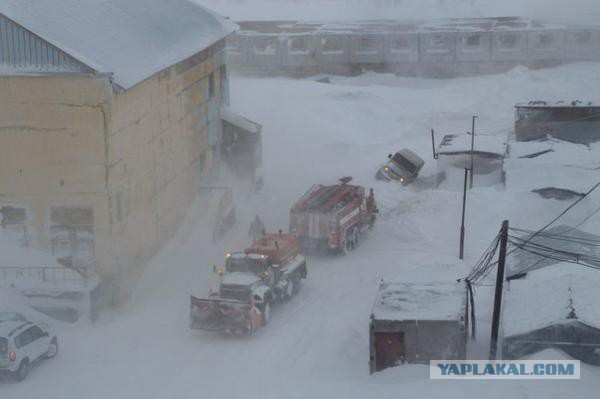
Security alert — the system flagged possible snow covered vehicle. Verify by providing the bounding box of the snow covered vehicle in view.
[290,177,378,253]
[0,318,58,382]
[190,233,307,335]
[376,149,425,185]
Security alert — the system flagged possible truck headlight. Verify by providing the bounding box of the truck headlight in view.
[399,176,405,183]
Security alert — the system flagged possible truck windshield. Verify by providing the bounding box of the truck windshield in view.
[226,258,266,275]
[392,153,417,174]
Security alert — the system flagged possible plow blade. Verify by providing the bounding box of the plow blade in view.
[190,296,254,335]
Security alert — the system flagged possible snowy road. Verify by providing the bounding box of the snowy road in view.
[3,63,600,398]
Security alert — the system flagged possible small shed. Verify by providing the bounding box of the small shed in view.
[435,133,507,189]
[369,281,467,373]
[503,263,600,365]
[515,101,600,143]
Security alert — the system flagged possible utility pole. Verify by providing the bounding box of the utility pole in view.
[489,220,509,360]
[469,115,477,189]
[431,129,438,159]
[459,168,469,260]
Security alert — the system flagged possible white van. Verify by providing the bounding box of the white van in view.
[376,149,425,185]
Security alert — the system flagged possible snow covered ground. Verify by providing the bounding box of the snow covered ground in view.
[2,62,600,397]
[194,0,600,24]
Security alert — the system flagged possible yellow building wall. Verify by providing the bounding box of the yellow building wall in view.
[0,42,228,299]
[0,75,114,275]
[103,44,226,292]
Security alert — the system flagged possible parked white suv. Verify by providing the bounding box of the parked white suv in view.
[0,318,58,382]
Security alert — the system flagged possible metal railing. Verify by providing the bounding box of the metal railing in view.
[0,266,88,284]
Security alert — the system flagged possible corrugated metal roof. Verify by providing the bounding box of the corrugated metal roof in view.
[0,0,236,89]
[0,14,91,74]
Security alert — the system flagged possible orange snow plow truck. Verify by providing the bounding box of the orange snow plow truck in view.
[190,233,307,335]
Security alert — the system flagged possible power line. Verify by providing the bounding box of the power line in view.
[498,180,600,269]
[466,232,501,285]
[508,236,600,262]
[507,235,600,273]
[508,243,600,273]
[509,227,600,246]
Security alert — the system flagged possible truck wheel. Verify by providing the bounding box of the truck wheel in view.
[292,275,302,295]
[352,227,360,249]
[261,301,271,325]
[284,279,294,301]
[342,231,352,254]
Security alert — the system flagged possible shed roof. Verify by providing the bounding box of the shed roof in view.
[371,282,466,322]
[0,0,236,89]
[503,262,600,337]
[515,100,600,109]
[221,105,262,134]
[437,133,507,158]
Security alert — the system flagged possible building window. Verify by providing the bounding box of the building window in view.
[219,65,229,105]
[226,37,243,55]
[537,33,554,48]
[430,35,447,47]
[0,205,28,246]
[50,207,95,271]
[357,37,378,54]
[253,37,277,55]
[499,34,518,48]
[575,30,591,44]
[463,34,481,47]
[288,36,309,54]
[208,72,215,99]
[0,206,26,228]
[390,37,410,52]
[219,65,227,83]
[321,37,344,54]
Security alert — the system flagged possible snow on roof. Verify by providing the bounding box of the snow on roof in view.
[221,105,262,134]
[236,17,572,36]
[437,133,507,157]
[371,282,466,322]
[0,0,236,89]
[515,100,600,108]
[505,140,600,195]
[503,262,600,337]
[505,162,599,195]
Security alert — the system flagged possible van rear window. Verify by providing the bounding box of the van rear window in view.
[0,337,7,354]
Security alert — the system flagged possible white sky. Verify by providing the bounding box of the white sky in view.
[194,0,600,24]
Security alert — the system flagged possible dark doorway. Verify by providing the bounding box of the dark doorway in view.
[374,332,405,371]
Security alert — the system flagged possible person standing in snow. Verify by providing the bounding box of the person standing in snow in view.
[366,188,378,228]
[249,214,266,243]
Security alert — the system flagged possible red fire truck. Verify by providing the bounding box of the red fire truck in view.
[289,177,377,253]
